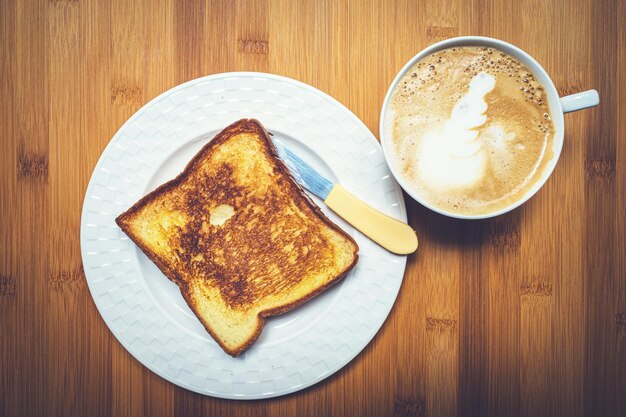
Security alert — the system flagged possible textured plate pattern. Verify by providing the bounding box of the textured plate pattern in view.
[81,72,407,399]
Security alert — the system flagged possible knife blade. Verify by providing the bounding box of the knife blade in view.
[272,139,418,255]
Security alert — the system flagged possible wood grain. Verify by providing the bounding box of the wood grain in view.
[1,0,624,416]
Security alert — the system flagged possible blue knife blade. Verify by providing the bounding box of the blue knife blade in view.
[272,139,334,199]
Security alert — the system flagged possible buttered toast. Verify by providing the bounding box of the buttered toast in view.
[116,119,359,356]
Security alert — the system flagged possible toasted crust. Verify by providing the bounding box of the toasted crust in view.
[116,119,359,356]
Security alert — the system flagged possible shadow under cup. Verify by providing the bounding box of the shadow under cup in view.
[379,36,590,220]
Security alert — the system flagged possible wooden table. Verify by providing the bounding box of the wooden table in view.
[1,0,624,416]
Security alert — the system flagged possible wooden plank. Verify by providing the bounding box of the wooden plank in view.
[485,215,522,417]
[584,0,619,416]
[616,4,626,417]
[46,2,85,415]
[457,221,488,417]
[269,0,349,104]
[45,0,114,416]
[13,1,50,416]
[0,1,19,416]
[173,0,239,83]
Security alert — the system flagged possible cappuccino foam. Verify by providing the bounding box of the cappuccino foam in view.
[385,46,555,215]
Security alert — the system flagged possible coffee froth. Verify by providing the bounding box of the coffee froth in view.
[385,46,555,215]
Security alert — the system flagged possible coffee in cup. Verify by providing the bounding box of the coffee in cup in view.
[383,46,555,216]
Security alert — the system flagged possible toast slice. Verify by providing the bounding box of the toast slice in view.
[116,119,359,356]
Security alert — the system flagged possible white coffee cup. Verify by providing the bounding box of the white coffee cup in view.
[379,36,599,219]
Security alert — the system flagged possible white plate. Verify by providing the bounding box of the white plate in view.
[80,72,407,399]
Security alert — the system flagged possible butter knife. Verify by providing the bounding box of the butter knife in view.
[272,139,418,255]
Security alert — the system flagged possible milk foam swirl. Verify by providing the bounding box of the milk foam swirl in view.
[417,72,496,190]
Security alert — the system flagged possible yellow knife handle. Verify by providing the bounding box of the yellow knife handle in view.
[324,184,418,255]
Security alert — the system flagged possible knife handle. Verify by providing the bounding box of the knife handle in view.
[324,184,418,255]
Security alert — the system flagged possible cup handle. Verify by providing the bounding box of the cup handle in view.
[560,89,599,113]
